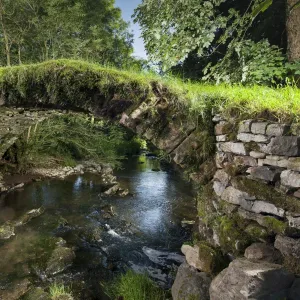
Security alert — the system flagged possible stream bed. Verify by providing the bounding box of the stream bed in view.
[0,156,196,299]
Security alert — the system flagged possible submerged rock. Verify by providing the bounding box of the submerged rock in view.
[14,207,45,226]
[172,262,211,300]
[0,278,31,300]
[0,223,15,239]
[209,258,294,300]
[23,287,51,300]
[46,246,75,275]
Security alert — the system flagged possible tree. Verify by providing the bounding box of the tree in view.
[0,0,134,66]
[134,0,299,83]
[286,0,300,61]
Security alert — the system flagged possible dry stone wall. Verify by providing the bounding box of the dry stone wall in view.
[213,115,300,237]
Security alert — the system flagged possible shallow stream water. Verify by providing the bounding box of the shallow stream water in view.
[0,156,196,299]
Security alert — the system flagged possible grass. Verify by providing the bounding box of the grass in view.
[105,270,168,300]
[49,282,73,299]
[0,59,299,122]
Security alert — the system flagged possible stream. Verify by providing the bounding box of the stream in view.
[0,156,196,299]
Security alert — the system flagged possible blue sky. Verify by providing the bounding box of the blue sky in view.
[115,0,147,59]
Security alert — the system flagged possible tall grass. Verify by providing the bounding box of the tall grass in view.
[105,270,168,300]
[49,282,72,299]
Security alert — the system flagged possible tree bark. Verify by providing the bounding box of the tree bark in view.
[286,0,300,61]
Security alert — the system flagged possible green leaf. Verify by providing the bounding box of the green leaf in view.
[252,0,273,19]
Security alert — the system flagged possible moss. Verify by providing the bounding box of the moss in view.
[224,163,246,177]
[197,183,218,224]
[244,141,260,153]
[232,176,300,213]
[213,214,253,255]
[245,223,269,240]
[263,216,287,234]
[197,241,229,275]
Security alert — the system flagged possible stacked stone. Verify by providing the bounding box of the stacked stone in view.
[211,115,300,273]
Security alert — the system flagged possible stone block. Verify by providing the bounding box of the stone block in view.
[291,123,300,136]
[264,136,300,156]
[266,124,290,136]
[213,181,226,197]
[251,122,268,134]
[237,133,269,143]
[294,189,300,198]
[216,134,227,142]
[274,235,300,260]
[213,169,231,185]
[287,214,300,229]
[219,142,247,155]
[257,156,289,169]
[215,122,232,135]
[238,120,253,133]
[244,243,282,263]
[215,152,234,168]
[251,201,285,217]
[209,258,294,300]
[247,166,282,182]
[234,156,257,167]
[281,170,300,188]
[221,186,255,205]
[250,151,266,159]
[287,157,300,172]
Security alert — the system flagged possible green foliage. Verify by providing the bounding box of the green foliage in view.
[49,282,72,299]
[203,40,286,85]
[0,0,133,67]
[5,114,139,171]
[105,270,167,300]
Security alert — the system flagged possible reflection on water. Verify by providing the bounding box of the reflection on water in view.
[0,156,196,296]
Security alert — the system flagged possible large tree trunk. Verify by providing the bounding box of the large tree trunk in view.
[286,0,300,61]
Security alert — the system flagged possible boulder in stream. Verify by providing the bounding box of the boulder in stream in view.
[0,278,31,300]
[14,207,45,226]
[46,246,75,275]
[172,262,211,300]
[0,223,15,239]
[209,258,295,300]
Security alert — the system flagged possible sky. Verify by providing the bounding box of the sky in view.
[115,0,147,59]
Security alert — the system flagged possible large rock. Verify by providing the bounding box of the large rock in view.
[181,244,212,273]
[218,142,247,155]
[281,170,300,188]
[237,133,269,143]
[264,136,300,156]
[0,224,15,239]
[247,166,281,182]
[244,243,282,263]
[266,124,290,136]
[221,186,255,207]
[251,122,268,134]
[209,258,294,300]
[274,235,300,260]
[172,262,211,300]
[14,207,45,226]
[46,247,75,275]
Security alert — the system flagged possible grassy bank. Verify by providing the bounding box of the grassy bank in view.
[105,270,168,300]
[0,59,299,121]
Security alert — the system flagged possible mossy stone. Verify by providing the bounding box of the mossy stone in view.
[213,214,253,255]
[232,176,300,213]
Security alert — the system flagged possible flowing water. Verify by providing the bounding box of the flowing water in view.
[0,156,196,299]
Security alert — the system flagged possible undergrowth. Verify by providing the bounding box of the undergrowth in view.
[105,270,168,300]
[49,282,72,299]
[3,113,144,172]
[0,60,299,123]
